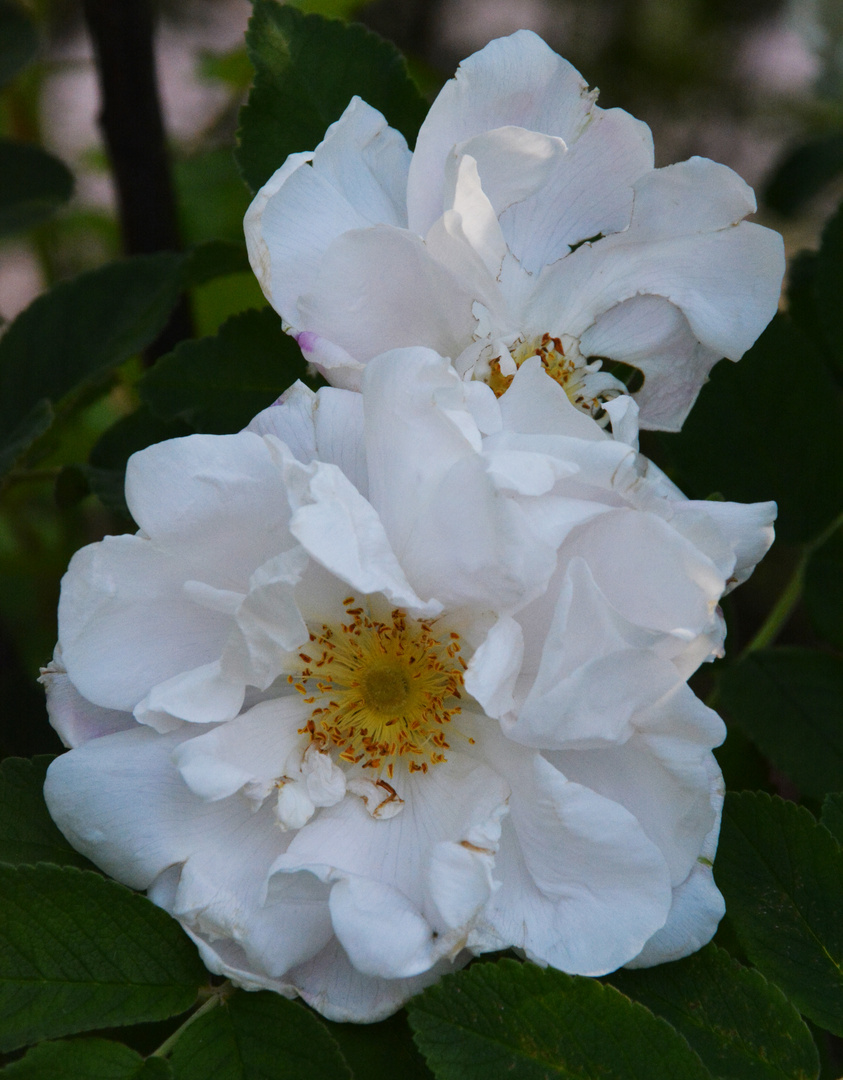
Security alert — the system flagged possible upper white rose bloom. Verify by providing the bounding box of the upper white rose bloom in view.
[43,350,774,1022]
[245,30,784,433]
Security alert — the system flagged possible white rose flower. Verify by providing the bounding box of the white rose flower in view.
[245,29,784,433]
[43,350,774,1022]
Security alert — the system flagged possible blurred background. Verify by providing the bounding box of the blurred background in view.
[1,0,841,762]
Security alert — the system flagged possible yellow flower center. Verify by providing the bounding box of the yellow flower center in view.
[485,333,618,424]
[290,598,467,778]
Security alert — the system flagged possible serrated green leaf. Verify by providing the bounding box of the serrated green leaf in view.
[0,1037,172,1078]
[657,314,843,543]
[821,793,843,846]
[716,792,843,1036]
[803,527,843,649]
[608,944,819,1080]
[236,2,427,192]
[0,140,74,237]
[0,254,185,477]
[140,307,312,433]
[407,958,711,1080]
[0,863,206,1052]
[0,756,96,871]
[327,1011,434,1080]
[167,990,351,1080]
[0,0,38,87]
[716,649,843,799]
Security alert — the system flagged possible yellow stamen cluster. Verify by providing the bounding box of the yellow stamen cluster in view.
[290,598,467,778]
[486,333,611,422]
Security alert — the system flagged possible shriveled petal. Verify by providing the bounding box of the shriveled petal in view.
[408,30,599,234]
[475,743,672,974]
[245,97,410,320]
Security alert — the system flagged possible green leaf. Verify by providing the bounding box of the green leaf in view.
[167,990,351,1080]
[803,526,843,649]
[236,2,427,192]
[0,1038,172,1078]
[181,240,251,287]
[657,314,843,543]
[0,0,38,87]
[821,793,843,846]
[608,944,819,1080]
[327,1011,434,1080]
[814,201,843,379]
[716,649,843,798]
[140,307,312,434]
[407,958,711,1080]
[715,792,843,1036]
[763,136,843,218]
[0,140,74,237]
[0,254,185,477]
[0,863,206,1052]
[0,756,96,871]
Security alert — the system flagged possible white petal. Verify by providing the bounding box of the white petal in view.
[408,30,598,234]
[277,445,439,616]
[245,97,410,321]
[125,433,292,580]
[223,547,309,690]
[547,682,724,886]
[59,535,233,713]
[40,661,135,748]
[173,697,307,803]
[682,499,776,591]
[500,106,653,273]
[297,226,476,364]
[290,937,462,1023]
[477,747,672,974]
[135,660,244,727]
[627,753,726,967]
[464,616,524,720]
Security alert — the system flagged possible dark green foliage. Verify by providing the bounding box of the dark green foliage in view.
[0,756,96,871]
[408,959,711,1080]
[609,944,819,1080]
[0,1038,172,1078]
[716,794,843,1036]
[717,649,843,798]
[140,307,312,434]
[0,865,205,1052]
[0,140,73,237]
[236,1,427,192]
[657,314,843,543]
[167,991,351,1080]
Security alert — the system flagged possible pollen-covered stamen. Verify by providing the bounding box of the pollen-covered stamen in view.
[484,333,626,425]
[292,599,467,779]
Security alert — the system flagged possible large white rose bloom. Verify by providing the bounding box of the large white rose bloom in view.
[43,350,774,1022]
[245,30,784,433]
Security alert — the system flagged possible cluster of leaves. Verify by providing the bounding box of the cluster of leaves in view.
[1,0,842,1077]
